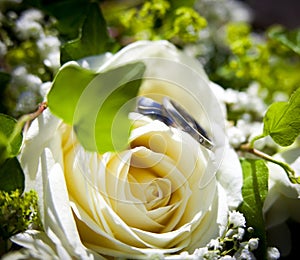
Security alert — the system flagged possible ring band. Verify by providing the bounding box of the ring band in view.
[162,98,214,150]
[136,97,214,150]
[136,97,173,125]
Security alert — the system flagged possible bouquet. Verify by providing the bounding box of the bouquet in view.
[1,1,300,259]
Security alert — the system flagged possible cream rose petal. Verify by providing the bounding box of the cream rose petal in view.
[97,40,241,198]
[263,147,300,256]
[19,111,102,259]
[17,40,244,259]
[61,117,228,258]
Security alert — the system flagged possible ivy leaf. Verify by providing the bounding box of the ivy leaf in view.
[24,0,91,39]
[0,114,23,164]
[263,88,300,146]
[0,158,24,192]
[60,2,112,64]
[47,64,97,124]
[268,26,300,55]
[238,159,269,259]
[47,62,145,153]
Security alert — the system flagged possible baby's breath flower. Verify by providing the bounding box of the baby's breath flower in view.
[236,227,245,240]
[37,35,61,71]
[226,125,246,148]
[15,91,39,115]
[220,255,234,260]
[248,238,259,251]
[15,10,44,40]
[207,238,221,250]
[234,248,256,260]
[193,247,208,257]
[267,247,280,260]
[11,66,42,92]
[229,210,246,228]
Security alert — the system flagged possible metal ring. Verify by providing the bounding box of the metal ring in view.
[162,98,214,150]
[136,97,173,125]
[136,96,214,150]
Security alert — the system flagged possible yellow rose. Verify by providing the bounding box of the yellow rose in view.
[15,41,243,259]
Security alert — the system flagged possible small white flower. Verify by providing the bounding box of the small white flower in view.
[234,248,256,260]
[0,40,7,57]
[229,210,246,228]
[220,255,234,260]
[267,247,280,260]
[20,9,44,22]
[236,227,245,240]
[248,238,259,251]
[224,88,239,104]
[11,66,42,92]
[14,9,44,40]
[37,35,61,71]
[15,91,39,114]
[193,247,208,257]
[39,81,52,98]
[272,91,288,102]
[226,125,246,148]
[207,239,220,250]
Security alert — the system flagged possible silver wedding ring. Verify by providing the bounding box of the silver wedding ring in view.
[136,97,215,150]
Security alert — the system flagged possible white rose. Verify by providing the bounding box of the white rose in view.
[16,41,243,259]
[263,146,300,257]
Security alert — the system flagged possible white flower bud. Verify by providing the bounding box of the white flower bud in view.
[267,247,280,260]
[248,238,259,251]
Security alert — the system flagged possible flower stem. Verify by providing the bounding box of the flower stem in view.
[249,134,265,148]
[240,143,300,184]
[8,102,48,145]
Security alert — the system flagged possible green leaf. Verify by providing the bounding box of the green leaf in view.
[263,88,300,146]
[24,0,91,39]
[47,64,97,124]
[60,2,111,64]
[238,159,269,259]
[0,157,24,192]
[268,26,300,55]
[0,114,23,164]
[47,62,146,153]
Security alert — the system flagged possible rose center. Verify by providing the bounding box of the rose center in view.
[144,178,171,210]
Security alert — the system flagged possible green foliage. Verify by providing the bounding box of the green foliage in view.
[47,64,96,124]
[0,158,24,193]
[216,22,300,99]
[0,113,25,193]
[105,0,206,46]
[167,7,206,44]
[238,159,269,259]
[263,88,300,146]
[268,26,300,55]
[60,2,112,64]
[0,189,41,253]
[24,0,92,40]
[0,114,23,164]
[47,62,146,153]
[24,0,114,64]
